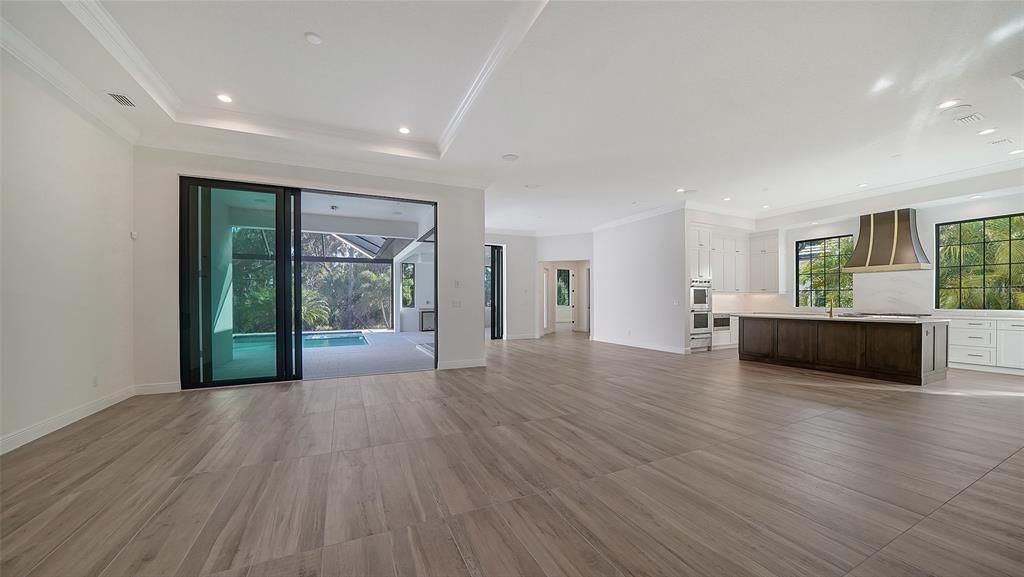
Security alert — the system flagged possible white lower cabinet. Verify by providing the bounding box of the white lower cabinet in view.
[996,322,1024,368]
[949,318,1024,370]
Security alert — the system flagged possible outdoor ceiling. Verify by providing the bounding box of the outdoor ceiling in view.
[3,1,1023,234]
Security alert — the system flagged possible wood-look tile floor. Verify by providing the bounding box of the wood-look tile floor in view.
[3,332,1023,577]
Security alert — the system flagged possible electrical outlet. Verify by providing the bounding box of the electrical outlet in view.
[451,300,462,309]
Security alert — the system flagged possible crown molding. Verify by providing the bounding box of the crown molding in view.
[438,0,547,157]
[62,0,442,159]
[591,201,687,232]
[1,18,140,142]
[61,0,181,118]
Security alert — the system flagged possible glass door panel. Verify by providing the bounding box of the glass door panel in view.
[180,178,301,388]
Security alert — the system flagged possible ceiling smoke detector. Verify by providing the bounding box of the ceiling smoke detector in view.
[107,92,135,107]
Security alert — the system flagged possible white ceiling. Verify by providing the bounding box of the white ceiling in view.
[301,190,433,224]
[4,1,1023,235]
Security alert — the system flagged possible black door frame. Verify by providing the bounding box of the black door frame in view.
[180,177,438,389]
[179,176,303,389]
[486,244,504,339]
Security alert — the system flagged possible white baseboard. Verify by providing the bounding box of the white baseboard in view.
[438,358,487,370]
[504,333,536,340]
[135,381,181,395]
[949,363,1024,376]
[1,385,135,455]
[592,337,686,355]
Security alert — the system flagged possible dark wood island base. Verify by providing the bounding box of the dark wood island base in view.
[737,315,949,385]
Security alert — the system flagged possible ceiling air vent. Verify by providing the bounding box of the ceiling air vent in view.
[990,138,1015,146]
[954,112,984,126]
[107,92,135,107]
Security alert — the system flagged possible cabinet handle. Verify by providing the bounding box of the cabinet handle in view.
[1010,324,1024,328]
[967,354,983,358]
[968,336,984,340]
[968,322,983,326]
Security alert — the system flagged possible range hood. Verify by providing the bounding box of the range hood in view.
[841,208,932,273]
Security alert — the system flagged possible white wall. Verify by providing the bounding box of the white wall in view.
[1,56,135,449]
[592,209,687,353]
[537,232,592,262]
[133,147,486,388]
[485,233,538,339]
[397,243,435,332]
[721,190,1024,318]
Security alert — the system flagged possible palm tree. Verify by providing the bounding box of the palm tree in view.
[937,214,1024,310]
[355,268,392,328]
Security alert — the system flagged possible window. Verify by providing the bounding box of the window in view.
[402,263,415,308]
[556,269,570,306]
[484,265,493,308]
[936,213,1024,310]
[796,235,854,308]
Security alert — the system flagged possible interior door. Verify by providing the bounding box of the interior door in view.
[179,177,302,388]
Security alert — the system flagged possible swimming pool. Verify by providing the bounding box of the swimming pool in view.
[233,332,368,352]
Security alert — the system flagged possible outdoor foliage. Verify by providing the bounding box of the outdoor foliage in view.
[484,265,493,308]
[402,262,415,308]
[796,235,854,308]
[232,228,395,333]
[556,269,570,306]
[937,214,1024,310]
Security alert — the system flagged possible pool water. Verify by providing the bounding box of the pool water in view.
[303,333,369,348]
[233,332,368,352]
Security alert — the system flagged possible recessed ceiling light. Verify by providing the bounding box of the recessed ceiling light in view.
[722,197,731,201]
[858,183,869,188]
[936,99,961,110]
[811,221,819,225]
[977,128,998,136]
[675,188,686,193]
[970,195,984,199]
[761,205,770,209]
[1010,149,1024,155]
[501,153,519,161]
[217,93,233,103]
[304,32,322,45]
[398,126,410,135]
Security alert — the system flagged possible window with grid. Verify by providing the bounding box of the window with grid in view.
[936,213,1024,310]
[796,235,854,308]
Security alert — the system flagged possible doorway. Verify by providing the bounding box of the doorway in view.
[179,177,437,388]
[485,244,504,339]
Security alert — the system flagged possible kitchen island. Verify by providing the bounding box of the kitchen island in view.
[735,313,949,385]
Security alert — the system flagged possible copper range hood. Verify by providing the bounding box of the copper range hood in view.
[841,208,932,273]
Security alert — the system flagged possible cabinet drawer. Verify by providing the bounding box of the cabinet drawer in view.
[996,320,1024,331]
[949,319,995,330]
[949,328,995,347]
[949,346,995,365]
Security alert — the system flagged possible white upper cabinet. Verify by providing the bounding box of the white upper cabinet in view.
[689,226,778,293]
[748,231,780,293]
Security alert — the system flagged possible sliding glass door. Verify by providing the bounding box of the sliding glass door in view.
[179,177,302,388]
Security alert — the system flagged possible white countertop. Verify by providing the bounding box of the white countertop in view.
[731,312,950,324]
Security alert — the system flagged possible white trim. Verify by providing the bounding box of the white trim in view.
[135,382,180,395]
[950,363,1024,377]
[61,0,181,118]
[504,333,537,340]
[592,337,686,355]
[0,385,135,455]
[592,202,686,232]
[0,18,139,142]
[438,0,547,156]
[438,358,487,370]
